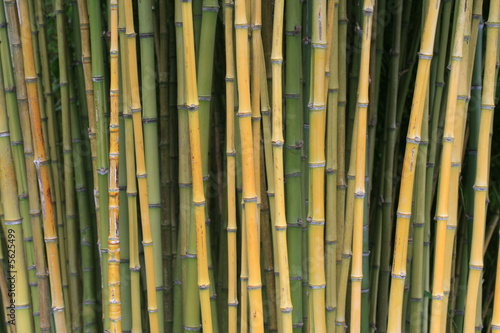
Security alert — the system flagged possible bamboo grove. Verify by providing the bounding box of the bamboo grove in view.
[0,0,500,332]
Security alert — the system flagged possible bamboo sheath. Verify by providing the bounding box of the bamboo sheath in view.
[387,1,441,331]
[465,0,499,330]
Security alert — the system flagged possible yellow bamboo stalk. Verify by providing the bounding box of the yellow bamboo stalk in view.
[224,1,238,332]
[387,0,441,331]
[308,1,328,331]
[123,0,159,329]
[181,0,213,331]
[251,0,262,208]
[16,0,68,331]
[234,0,264,331]
[271,0,293,331]
[429,0,467,330]
[107,0,121,330]
[465,0,499,330]
[441,3,473,330]
[350,2,373,332]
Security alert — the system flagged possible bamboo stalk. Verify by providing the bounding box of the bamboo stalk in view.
[0,52,34,333]
[234,0,264,331]
[429,0,467,329]
[0,2,49,330]
[464,0,499,330]
[224,1,238,332]
[119,1,142,330]
[181,0,213,331]
[270,0,293,330]
[387,1,441,331]
[107,0,121,330]
[350,2,373,332]
[284,0,304,331]
[16,0,68,330]
[138,1,165,327]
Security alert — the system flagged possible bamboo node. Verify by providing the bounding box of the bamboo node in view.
[182,325,201,331]
[431,294,443,300]
[391,272,406,279]
[243,196,258,203]
[4,218,22,225]
[308,284,326,289]
[0,131,10,137]
[485,22,500,27]
[469,264,483,270]
[234,24,249,29]
[247,284,262,290]
[473,185,487,191]
[396,212,411,219]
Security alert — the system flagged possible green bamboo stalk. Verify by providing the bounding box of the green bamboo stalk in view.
[456,17,484,333]
[87,0,110,327]
[118,2,142,329]
[0,3,42,329]
[158,0,173,327]
[270,0,293,330]
[0,52,34,333]
[377,1,403,329]
[138,0,165,329]
[284,0,304,331]
[55,0,83,329]
[196,1,219,328]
